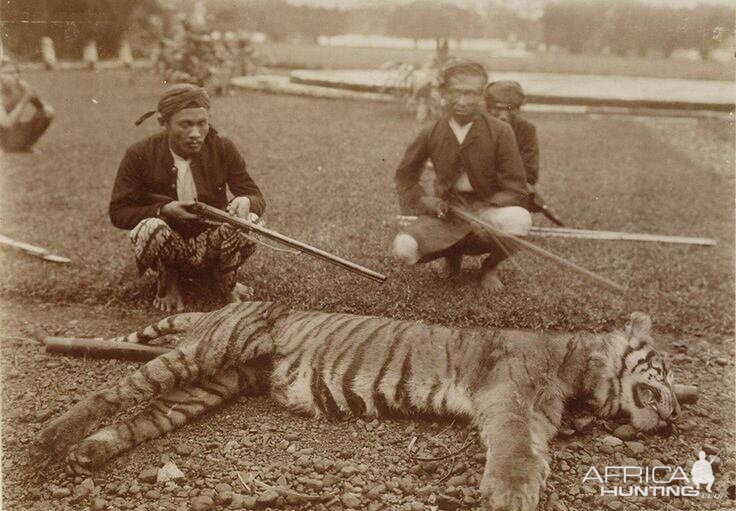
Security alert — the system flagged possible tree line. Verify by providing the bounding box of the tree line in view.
[1,0,732,61]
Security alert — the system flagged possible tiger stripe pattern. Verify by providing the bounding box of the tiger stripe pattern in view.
[34,302,681,511]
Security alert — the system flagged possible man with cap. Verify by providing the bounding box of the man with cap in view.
[109,83,265,312]
[392,60,530,291]
[485,80,539,191]
[0,60,55,153]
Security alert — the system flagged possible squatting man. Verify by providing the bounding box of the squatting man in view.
[0,59,55,153]
[109,84,265,312]
[392,60,531,290]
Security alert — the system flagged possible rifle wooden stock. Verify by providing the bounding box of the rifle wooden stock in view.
[191,203,386,283]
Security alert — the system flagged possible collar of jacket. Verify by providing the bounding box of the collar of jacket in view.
[155,127,220,197]
[436,112,486,150]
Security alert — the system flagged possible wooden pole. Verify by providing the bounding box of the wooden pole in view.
[528,226,716,246]
[673,384,698,405]
[0,234,71,263]
[395,217,716,247]
[449,206,627,294]
[44,337,170,362]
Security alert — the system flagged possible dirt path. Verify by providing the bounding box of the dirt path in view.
[1,300,734,510]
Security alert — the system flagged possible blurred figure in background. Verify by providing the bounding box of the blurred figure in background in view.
[40,36,57,70]
[83,40,99,71]
[485,80,539,188]
[486,81,564,225]
[0,60,55,153]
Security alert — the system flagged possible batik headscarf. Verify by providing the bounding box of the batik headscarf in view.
[134,83,211,126]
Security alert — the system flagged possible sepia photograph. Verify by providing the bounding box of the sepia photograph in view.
[0,0,733,509]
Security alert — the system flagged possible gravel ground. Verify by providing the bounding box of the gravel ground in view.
[1,301,734,511]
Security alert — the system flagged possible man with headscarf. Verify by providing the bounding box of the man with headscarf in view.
[485,80,539,190]
[0,60,55,153]
[109,83,265,312]
[392,60,530,291]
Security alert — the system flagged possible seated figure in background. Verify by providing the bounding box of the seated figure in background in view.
[486,80,542,206]
[0,61,54,153]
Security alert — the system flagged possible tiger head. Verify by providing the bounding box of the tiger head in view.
[594,312,681,431]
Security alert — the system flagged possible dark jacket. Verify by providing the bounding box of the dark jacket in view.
[510,115,539,185]
[109,128,265,236]
[395,112,527,215]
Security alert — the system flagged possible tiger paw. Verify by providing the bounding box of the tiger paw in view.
[480,459,547,511]
[65,439,109,475]
[34,408,95,460]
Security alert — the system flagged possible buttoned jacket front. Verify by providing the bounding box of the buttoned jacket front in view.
[395,112,528,215]
[109,127,265,237]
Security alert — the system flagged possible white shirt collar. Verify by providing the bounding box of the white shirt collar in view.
[448,117,473,144]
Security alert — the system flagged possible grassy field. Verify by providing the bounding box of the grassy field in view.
[0,69,733,336]
[257,42,735,81]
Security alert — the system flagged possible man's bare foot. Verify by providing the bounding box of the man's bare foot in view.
[480,268,505,291]
[228,282,254,303]
[154,271,185,312]
[439,254,463,279]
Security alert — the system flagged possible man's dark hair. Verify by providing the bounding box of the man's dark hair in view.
[439,59,488,89]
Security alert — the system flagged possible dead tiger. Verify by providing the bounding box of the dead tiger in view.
[34,302,683,510]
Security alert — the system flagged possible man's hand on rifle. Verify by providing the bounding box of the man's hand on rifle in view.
[419,196,450,219]
[160,201,200,222]
[227,196,260,224]
[527,185,543,213]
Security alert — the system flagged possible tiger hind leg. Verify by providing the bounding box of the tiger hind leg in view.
[65,366,267,474]
[111,312,205,345]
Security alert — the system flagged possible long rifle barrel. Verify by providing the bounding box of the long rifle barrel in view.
[192,203,386,283]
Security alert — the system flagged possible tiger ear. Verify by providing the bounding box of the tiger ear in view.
[625,312,652,346]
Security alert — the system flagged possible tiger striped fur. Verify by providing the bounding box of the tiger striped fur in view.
[34,302,681,511]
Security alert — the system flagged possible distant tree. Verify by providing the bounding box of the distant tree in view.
[598,3,661,57]
[542,0,734,60]
[346,8,391,35]
[1,0,157,60]
[688,5,734,60]
[207,0,347,43]
[541,1,608,54]
[386,1,481,44]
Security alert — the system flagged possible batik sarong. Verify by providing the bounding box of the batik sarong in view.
[130,217,256,293]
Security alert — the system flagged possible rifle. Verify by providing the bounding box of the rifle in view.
[528,189,565,227]
[190,202,386,283]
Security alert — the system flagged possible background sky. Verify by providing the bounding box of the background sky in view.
[286,0,735,10]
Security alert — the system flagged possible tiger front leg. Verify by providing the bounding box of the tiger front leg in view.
[65,366,267,474]
[33,347,200,462]
[474,383,562,511]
